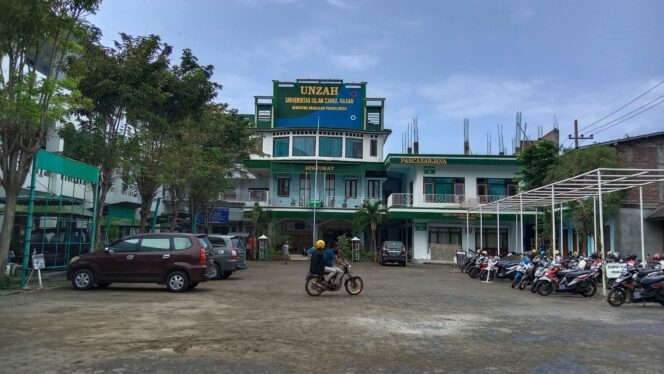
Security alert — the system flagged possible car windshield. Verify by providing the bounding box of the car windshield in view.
[385,242,404,249]
[231,238,244,249]
[197,235,212,250]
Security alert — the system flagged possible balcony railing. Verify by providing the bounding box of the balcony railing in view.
[387,193,507,208]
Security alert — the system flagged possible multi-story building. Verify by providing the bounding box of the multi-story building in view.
[241,79,526,261]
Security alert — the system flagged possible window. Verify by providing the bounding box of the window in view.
[345,138,363,159]
[109,238,139,253]
[423,177,464,202]
[173,237,193,251]
[429,227,462,245]
[370,139,378,157]
[475,229,508,253]
[273,137,289,157]
[319,137,342,157]
[367,180,380,199]
[325,174,335,197]
[277,177,290,197]
[208,237,227,248]
[293,136,316,156]
[140,237,171,252]
[345,179,357,198]
[507,183,517,196]
[299,174,310,203]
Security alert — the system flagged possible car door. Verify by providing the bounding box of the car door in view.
[134,236,174,281]
[98,238,140,280]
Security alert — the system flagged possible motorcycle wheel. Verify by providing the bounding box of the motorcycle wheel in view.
[531,280,541,293]
[518,277,528,290]
[305,277,323,296]
[537,282,553,296]
[469,268,480,279]
[581,283,597,298]
[511,278,520,288]
[607,288,626,307]
[345,276,364,295]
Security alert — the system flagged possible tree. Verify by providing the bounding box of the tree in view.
[0,0,100,272]
[516,140,559,190]
[545,145,623,253]
[124,45,219,233]
[353,201,387,261]
[59,31,169,248]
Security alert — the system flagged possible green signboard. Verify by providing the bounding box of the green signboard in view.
[274,81,365,129]
[424,167,436,175]
[415,223,428,231]
[309,200,322,208]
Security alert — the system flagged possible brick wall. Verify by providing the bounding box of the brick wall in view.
[613,135,664,206]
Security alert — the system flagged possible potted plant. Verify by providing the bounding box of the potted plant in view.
[342,197,348,208]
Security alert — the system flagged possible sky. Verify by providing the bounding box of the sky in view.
[89,0,664,155]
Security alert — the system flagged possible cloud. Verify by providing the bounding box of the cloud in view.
[325,0,352,8]
[330,53,379,71]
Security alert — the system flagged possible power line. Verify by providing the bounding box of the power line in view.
[592,96,664,136]
[579,78,664,132]
[590,93,664,134]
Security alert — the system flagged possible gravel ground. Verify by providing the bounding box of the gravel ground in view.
[0,261,662,373]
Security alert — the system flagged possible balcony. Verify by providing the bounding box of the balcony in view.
[386,193,506,209]
[247,193,382,209]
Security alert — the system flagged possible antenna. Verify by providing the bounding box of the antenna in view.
[407,121,412,154]
[413,117,419,154]
[487,132,492,154]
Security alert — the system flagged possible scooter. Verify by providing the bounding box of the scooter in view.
[536,266,599,297]
[607,265,664,307]
[511,256,533,288]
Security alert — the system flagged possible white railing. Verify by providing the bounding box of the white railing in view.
[244,190,270,206]
[423,194,465,204]
[387,193,414,208]
[387,193,507,208]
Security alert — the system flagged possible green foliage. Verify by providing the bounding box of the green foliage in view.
[353,201,387,260]
[0,0,101,274]
[336,233,352,259]
[516,140,559,190]
[545,145,623,248]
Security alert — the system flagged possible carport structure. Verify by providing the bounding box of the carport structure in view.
[466,168,664,294]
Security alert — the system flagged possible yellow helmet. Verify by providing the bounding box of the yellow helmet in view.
[316,240,326,249]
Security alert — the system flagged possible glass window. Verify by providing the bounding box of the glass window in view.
[293,136,316,156]
[140,237,171,252]
[173,237,193,251]
[429,227,462,245]
[277,177,290,197]
[299,174,310,204]
[367,180,380,199]
[231,238,245,249]
[319,137,342,157]
[345,138,363,159]
[370,139,378,157]
[109,238,139,253]
[208,237,227,248]
[325,174,335,197]
[475,228,508,253]
[273,137,289,157]
[345,179,357,198]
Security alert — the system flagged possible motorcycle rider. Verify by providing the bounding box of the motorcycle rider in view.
[309,240,326,277]
[324,242,342,285]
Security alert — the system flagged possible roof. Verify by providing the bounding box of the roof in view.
[587,131,664,147]
[469,168,664,212]
[646,205,664,221]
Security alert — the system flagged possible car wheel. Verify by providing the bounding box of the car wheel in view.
[166,271,189,292]
[96,282,111,289]
[188,282,199,289]
[72,269,94,290]
[211,263,221,280]
[219,271,232,280]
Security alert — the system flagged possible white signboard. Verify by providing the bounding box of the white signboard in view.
[32,254,45,270]
[605,263,627,279]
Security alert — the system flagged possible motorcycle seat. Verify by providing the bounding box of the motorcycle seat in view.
[640,274,664,286]
[563,270,591,279]
[637,269,660,278]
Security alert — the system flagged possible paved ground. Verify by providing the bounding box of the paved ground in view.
[0,262,663,373]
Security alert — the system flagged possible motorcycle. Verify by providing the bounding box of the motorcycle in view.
[305,259,364,296]
[607,265,664,307]
[480,257,519,281]
[536,266,599,297]
[511,256,533,288]
[467,254,488,279]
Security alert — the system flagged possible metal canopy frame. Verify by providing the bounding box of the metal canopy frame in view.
[465,168,664,294]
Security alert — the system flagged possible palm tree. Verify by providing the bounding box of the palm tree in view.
[353,201,387,261]
[251,202,268,260]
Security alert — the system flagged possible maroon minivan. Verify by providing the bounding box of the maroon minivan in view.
[67,233,212,292]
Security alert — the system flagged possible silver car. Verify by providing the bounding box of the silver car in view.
[207,235,248,278]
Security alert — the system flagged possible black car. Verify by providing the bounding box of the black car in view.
[378,241,406,267]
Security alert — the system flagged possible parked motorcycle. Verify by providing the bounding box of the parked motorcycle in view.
[511,256,533,288]
[480,256,519,281]
[607,265,664,307]
[305,259,364,296]
[536,266,599,297]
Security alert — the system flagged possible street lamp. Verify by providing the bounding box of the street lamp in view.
[351,236,361,262]
[258,234,268,261]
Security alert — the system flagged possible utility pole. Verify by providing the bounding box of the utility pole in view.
[568,119,593,149]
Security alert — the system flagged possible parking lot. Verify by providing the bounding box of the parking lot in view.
[0,261,663,373]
